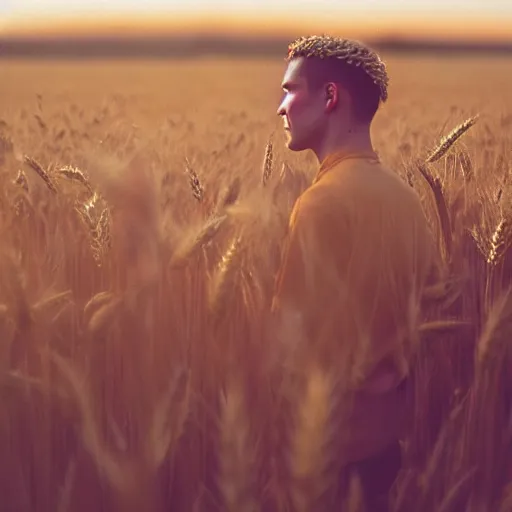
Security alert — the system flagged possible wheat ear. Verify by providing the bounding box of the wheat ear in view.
[425,116,479,163]
[185,157,204,202]
[14,168,29,191]
[170,214,228,268]
[487,217,512,266]
[262,137,274,186]
[209,235,242,323]
[23,155,58,193]
[58,165,94,194]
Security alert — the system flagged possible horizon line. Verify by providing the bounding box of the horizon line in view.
[2,35,511,61]
[2,14,512,44]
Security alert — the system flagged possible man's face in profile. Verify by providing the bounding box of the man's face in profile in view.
[277,57,327,153]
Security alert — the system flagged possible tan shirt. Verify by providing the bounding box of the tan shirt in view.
[271,150,441,462]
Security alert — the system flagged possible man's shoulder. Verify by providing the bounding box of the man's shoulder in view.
[288,178,350,232]
[291,158,422,222]
[329,158,422,204]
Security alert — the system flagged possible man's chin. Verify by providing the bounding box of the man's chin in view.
[285,137,305,152]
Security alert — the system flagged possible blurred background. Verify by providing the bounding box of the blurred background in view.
[1,0,511,58]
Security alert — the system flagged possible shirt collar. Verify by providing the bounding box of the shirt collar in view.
[314,150,380,183]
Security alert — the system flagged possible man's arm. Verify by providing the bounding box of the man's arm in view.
[270,192,351,357]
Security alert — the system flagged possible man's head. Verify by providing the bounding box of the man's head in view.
[277,35,389,155]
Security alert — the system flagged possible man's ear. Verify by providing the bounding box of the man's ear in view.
[325,82,351,114]
[325,82,339,113]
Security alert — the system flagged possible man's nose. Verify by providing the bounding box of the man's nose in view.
[276,98,286,116]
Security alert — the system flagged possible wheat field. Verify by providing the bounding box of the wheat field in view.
[0,54,512,512]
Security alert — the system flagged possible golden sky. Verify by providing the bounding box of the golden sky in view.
[1,0,511,42]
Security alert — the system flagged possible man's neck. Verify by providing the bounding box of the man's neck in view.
[315,124,375,164]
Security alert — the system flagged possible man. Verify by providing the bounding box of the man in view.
[271,35,441,510]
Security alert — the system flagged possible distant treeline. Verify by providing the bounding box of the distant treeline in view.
[1,35,511,59]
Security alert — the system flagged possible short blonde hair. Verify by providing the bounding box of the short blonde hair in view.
[286,35,389,104]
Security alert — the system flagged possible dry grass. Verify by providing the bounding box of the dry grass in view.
[0,54,512,511]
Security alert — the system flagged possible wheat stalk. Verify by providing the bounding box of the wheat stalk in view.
[34,113,48,132]
[90,207,112,266]
[412,399,467,507]
[477,288,512,365]
[74,191,111,266]
[51,352,128,491]
[23,155,58,193]
[58,165,94,194]
[87,295,122,336]
[208,234,242,322]
[218,378,259,512]
[419,319,472,337]
[468,226,489,258]
[261,137,274,186]
[169,214,228,268]
[437,469,478,512]
[290,364,337,512]
[487,217,512,265]
[12,168,30,216]
[185,157,204,202]
[468,289,512,505]
[145,368,190,470]
[458,150,473,181]
[422,276,463,303]
[14,168,29,191]
[214,177,241,216]
[74,201,95,230]
[417,163,452,259]
[426,116,479,163]
[494,155,508,203]
[32,290,73,317]
[84,291,115,323]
